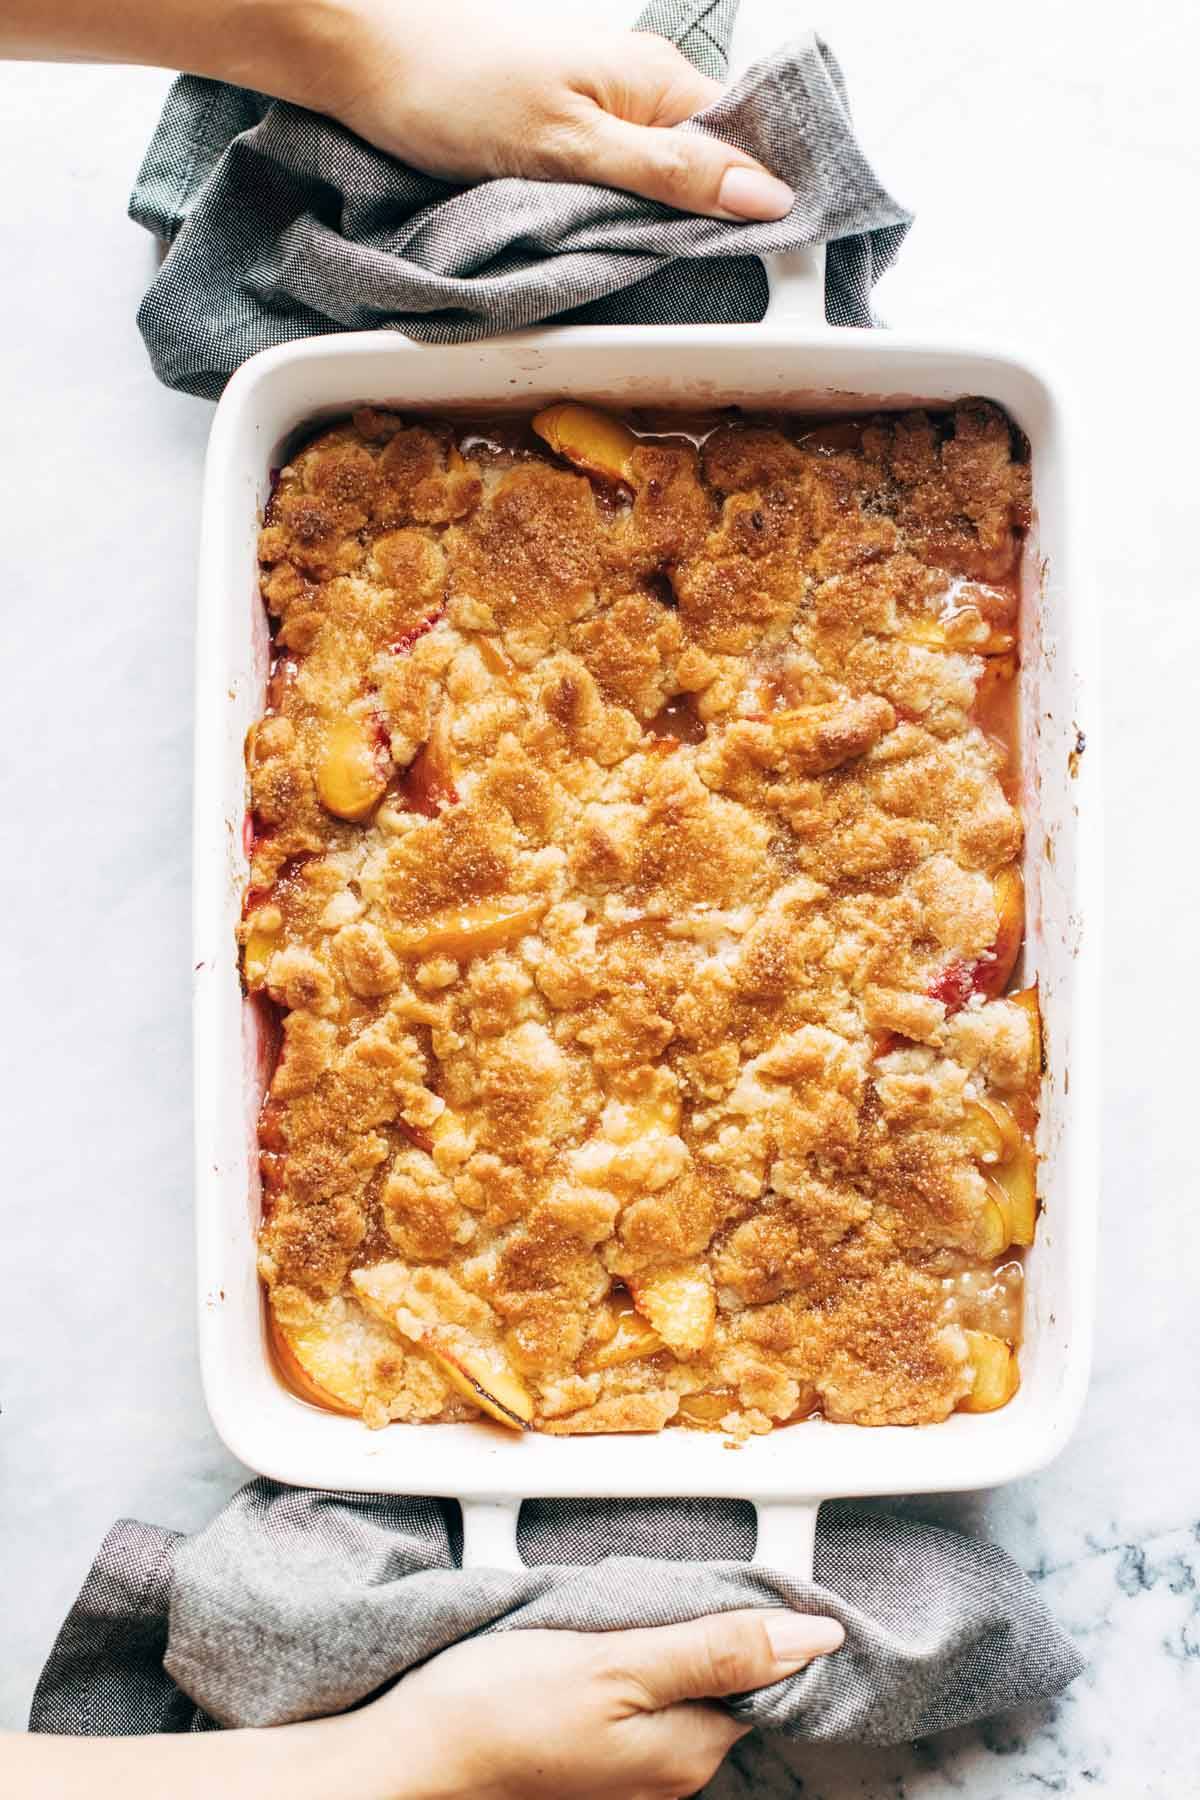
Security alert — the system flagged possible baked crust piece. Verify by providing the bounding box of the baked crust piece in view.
[245,402,1037,1434]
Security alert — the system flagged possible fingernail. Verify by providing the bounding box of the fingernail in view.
[717,166,795,221]
[764,1611,846,1666]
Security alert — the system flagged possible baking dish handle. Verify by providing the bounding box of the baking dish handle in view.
[460,1498,524,1571]
[752,1499,819,1582]
[460,1497,820,1583]
[724,6,828,330]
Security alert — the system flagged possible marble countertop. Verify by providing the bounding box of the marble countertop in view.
[2,3,1196,1793]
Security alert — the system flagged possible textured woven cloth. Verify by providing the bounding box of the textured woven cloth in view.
[128,0,912,397]
[31,1481,1083,1741]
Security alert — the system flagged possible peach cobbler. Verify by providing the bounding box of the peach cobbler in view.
[242,399,1040,1436]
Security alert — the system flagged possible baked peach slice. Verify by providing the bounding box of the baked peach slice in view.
[268,1300,402,1418]
[241,903,282,988]
[583,1292,664,1372]
[630,1265,715,1354]
[584,1315,664,1372]
[960,1095,1022,1166]
[400,709,458,817]
[958,1329,1019,1412]
[243,931,277,988]
[473,633,518,683]
[531,403,638,485]
[902,609,1015,656]
[424,1338,533,1430]
[391,898,546,961]
[973,1101,1036,1251]
[1009,983,1043,1091]
[977,1178,1014,1257]
[316,714,390,821]
[677,1391,735,1427]
[931,870,1025,1015]
[347,1266,527,1426]
[989,1141,1038,1246]
[975,866,1024,998]
[270,1312,360,1417]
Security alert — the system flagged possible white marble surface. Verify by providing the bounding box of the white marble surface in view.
[1,2,1198,1792]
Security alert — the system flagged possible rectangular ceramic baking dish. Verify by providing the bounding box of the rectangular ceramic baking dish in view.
[192,37,1099,1583]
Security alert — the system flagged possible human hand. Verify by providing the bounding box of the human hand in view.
[2,1609,842,1799]
[0,0,793,220]
[291,0,795,220]
[333,1607,844,1799]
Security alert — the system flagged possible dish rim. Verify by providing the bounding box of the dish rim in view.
[193,322,1101,1571]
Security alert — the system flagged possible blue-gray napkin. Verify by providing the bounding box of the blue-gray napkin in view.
[31,1483,1083,1740]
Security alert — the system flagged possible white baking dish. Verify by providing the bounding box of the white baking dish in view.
[193,133,1099,1583]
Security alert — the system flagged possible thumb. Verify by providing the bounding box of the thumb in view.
[571,112,795,220]
[615,1608,845,1710]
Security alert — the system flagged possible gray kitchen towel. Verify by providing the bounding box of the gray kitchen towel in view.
[31,1482,1084,1742]
[128,0,912,397]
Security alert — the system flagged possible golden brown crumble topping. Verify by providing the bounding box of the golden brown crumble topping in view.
[244,401,1039,1436]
